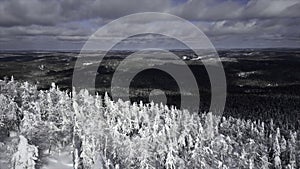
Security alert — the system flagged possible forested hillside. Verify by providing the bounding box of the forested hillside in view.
[0,78,299,169]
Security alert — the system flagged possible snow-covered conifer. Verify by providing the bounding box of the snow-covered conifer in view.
[12,135,38,169]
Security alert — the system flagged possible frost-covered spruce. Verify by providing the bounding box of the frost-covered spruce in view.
[12,135,38,169]
[0,79,299,169]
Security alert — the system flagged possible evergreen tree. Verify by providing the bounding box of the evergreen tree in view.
[12,135,38,169]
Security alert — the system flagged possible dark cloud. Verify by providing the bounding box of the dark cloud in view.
[0,0,299,49]
[171,0,300,21]
[0,0,171,27]
[0,0,60,27]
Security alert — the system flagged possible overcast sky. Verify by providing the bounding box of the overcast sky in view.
[0,0,299,50]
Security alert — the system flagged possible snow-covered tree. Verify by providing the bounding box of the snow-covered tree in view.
[12,135,38,169]
[273,132,282,169]
[0,80,299,169]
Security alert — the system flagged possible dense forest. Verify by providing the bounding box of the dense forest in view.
[0,78,299,168]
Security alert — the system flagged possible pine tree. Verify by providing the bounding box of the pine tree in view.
[12,135,38,169]
[72,91,84,169]
[287,132,296,169]
[273,131,282,169]
[205,112,215,140]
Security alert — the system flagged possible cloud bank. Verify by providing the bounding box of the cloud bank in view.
[0,0,299,49]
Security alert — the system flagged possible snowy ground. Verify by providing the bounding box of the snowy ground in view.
[41,148,73,169]
[0,134,18,169]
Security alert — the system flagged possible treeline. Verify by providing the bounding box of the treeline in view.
[0,78,299,168]
[225,94,300,131]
